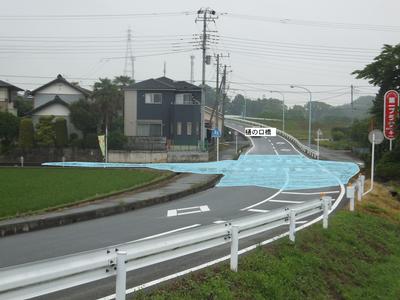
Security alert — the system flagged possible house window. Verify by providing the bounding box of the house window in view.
[177,122,182,135]
[137,121,162,136]
[175,93,193,105]
[145,93,162,104]
[187,122,192,136]
[0,89,7,102]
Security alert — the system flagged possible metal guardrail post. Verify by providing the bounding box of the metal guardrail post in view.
[115,251,127,300]
[230,225,239,272]
[357,177,362,202]
[360,174,365,195]
[289,210,296,242]
[322,196,332,229]
[347,185,355,212]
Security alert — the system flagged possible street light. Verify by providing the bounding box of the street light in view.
[270,90,285,132]
[290,85,312,148]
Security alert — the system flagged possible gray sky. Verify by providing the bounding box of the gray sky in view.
[0,0,399,107]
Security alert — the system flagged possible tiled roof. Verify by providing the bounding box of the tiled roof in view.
[31,74,92,96]
[0,79,23,91]
[127,77,201,91]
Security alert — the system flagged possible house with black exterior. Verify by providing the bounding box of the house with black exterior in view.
[124,77,201,147]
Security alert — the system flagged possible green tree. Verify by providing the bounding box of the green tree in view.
[0,112,19,152]
[54,117,68,148]
[35,116,55,147]
[93,78,122,134]
[18,118,34,151]
[14,96,33,117]
[352,43,400,126]
[69,99,98,136]
[113,75,135,88]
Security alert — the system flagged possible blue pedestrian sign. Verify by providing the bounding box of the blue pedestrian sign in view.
[211,128,221,138]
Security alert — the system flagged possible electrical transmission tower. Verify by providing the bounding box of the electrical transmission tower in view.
[195,8,218,149]
[124,28,135,80]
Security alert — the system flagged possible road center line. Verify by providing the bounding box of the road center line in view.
[248,208,270,213]
[282,191,339,195]
[131,224,202,243]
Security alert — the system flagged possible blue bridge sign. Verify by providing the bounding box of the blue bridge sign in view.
[211,128,221,138]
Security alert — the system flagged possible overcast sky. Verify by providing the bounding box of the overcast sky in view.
[0,0,399,107]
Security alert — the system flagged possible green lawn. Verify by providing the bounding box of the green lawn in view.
[0,167,168,219]
[135,181,400,299]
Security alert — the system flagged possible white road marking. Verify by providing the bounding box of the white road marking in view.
[248,208,270,213]
[282,191,340,195]
[269,199,304,204]
[97,184,346,300]
[132,224,201,242]
[281,149,291,152]
[213,220,226,224]
[167,205,210,217]
[277,142,285,145]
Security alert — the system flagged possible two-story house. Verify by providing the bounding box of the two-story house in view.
[124,77,201,147]
[0,80,23,115]
[30,74,92,136]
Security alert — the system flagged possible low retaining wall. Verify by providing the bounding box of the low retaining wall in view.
[108,150,209,163]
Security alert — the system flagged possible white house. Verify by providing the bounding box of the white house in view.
[30,74,92,136]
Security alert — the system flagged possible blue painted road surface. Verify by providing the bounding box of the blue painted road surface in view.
[43,154,359,190]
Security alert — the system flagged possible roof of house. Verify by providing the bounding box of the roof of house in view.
[0,79,23,91]
[30,95,69,114]
[31,74,92,96]
[127,76,201,91]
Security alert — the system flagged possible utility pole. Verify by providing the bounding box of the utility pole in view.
[124,28,135,80]
[351,84,354,124]
[196,8,217,150]
[215,54,220,130]
[190,55,195,83]
[221,65,227,133]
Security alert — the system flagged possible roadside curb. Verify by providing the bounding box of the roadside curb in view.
[0,174,222,238]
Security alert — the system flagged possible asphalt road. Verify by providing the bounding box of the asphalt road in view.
[0,120,349,300]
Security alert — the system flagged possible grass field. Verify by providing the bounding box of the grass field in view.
[134,181,400,299]
[0,167,168,219]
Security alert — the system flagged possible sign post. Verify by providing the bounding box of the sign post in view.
[367,129,384,194]
[383,90,399,151]
[211,128,222,161]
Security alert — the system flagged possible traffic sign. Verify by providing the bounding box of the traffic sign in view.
[383,90,399,140]
[211,128,221,138]
[368,129,384,144]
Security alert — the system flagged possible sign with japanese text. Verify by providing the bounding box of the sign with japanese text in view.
[383,90,399,140]
[245,127,276,137]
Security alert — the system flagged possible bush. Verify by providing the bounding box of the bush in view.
[18,118,34,151]
[35,116,56,147]
[0,112,19,153]
[108,131,127,150]
[83,133,99,149]
[54,117,68,148]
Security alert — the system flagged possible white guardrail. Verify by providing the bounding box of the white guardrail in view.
[225,116,319,159]
[0,197,334,300]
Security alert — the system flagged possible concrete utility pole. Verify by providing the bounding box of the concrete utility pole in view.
[221,65,227,133]
[215,54,220,130]
[190,55,195,84]
[196,8,217,150]
[351,84,354,124]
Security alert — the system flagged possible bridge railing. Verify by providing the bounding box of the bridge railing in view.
[225,116,319,159]
[0,197,333,300]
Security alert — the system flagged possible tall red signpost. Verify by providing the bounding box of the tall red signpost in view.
[383,90,400,151]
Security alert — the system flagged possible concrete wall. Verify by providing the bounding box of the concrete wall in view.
[124,90,137,136]
[108,150,209,163]
[109,150,167,163]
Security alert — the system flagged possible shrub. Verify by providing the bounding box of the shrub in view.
[0,112,19,153]
[108,131,127,150]
[54,117,68,148]
[18,118,34,151]
[35,116,55,147]
[83,133,99,149]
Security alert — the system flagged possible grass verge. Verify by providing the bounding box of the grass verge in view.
[0,167,169,219]
[135,181,400,300]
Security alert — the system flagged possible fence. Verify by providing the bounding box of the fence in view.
[1,196,335,300]
[225,116,319,158]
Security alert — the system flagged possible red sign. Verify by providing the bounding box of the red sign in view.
[383,90,399,140]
